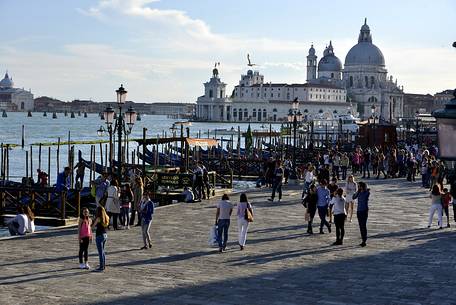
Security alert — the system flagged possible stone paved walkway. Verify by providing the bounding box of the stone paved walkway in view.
[1,178,456,305]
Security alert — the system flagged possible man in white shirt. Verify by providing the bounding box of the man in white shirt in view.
[7,206,29,236]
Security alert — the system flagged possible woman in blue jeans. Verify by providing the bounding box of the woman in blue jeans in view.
[353,181,370,247]
[215,194,233,253]
[92,206,109,271]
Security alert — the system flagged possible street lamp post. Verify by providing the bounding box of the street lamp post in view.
[287,101,302,173]
[371,105,376,146]
[100,85,136,181]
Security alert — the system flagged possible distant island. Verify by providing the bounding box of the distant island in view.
[33,96,195,117]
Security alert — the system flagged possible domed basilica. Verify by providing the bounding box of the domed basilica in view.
[307,19,404,122]
[196,19,403,123]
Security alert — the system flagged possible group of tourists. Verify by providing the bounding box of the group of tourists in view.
[76,174,155,272]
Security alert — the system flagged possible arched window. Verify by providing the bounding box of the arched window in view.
[365,76,369,87]
[331,73,334,78]
[349,76,353,87]
[209,89,213,98]
[244,108,248,118]
[368,96,378,103]
[233,109,237,117]
[370,76,375,88]
[273,108,277,112]
[253,109,257,117]
[263,109,267,118]
[21,102,25,110]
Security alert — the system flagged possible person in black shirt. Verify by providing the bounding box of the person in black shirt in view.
[268,160,284,203]
[303,184,318,234]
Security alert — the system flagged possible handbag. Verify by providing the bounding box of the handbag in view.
[244,208,254,223]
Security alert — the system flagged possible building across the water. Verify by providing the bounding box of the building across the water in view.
[196,19,405,123]
[0,71,34,111]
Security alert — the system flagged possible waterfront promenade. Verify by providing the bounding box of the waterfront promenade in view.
[1,178,455,305]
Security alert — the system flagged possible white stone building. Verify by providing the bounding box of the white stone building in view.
[307,19,404,122]
[196,19,404,123]
[196,66,350,122]
[0,72,34,111]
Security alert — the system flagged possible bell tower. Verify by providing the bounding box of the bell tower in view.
[306,44,317,82]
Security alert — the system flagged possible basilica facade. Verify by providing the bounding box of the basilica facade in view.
[195,19,404,123]
[0,72,34,112]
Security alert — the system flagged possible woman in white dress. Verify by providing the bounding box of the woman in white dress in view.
[344,175,358,222]
[105,180,120,230]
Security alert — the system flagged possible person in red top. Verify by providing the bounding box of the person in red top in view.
[442,188,452,228]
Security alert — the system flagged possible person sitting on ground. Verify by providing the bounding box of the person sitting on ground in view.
[181,187,195,203]
[7,206,30,236]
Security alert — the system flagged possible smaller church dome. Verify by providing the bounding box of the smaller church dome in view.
[318,41,342,72]
[0,72,14,88]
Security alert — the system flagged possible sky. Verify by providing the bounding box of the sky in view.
[0,0,455,103]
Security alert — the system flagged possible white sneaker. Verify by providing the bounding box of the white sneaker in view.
[79,263,85,269]
[84,263,91,270]
[278,199,281,202]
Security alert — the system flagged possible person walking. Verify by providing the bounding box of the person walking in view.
[78,208,92,269]
[345,175,358,222]
[332,188,348,245]
[119,183,133,229]
[140,192,155,249]
[130,177,143,226]
[428,184,443,229]
[303,184,318,234]
[215,194,233,252]
[340,153,349,181]
[303,165,315,196]
[94,173,110,206]
[376,152,387,179]
[237,193,253,250]
[92,206,109,272]
[193,162,204,201]
[316,179,331,234]
[362,149,371,179]
[327,177,339,224]
[105,180,120,230]
[353,181,370,247]
[268,160,284,203]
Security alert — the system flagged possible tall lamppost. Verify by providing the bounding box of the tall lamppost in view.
[100,85,137,180]
[287,99,302,172]
[371,105,376,146]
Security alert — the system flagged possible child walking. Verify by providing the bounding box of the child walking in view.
[78,208,92,269]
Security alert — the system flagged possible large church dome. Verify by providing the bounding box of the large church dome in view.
[318,41,342,72]
[344,19,385,67]
[0,72,14,88]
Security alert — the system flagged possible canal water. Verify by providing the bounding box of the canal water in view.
[0,112,280,185]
